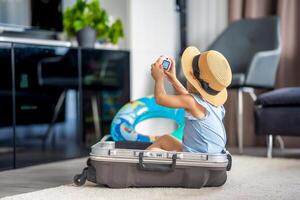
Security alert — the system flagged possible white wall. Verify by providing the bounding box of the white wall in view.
[129,0,179,100]
[187,0,228,51]
[127,0,179,134]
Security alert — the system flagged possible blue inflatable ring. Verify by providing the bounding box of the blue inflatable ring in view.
[110,96,184,142]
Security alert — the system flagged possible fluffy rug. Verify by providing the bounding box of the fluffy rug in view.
[2,156,300,200]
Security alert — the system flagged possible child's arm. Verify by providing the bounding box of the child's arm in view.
[151,61,192,109]
[164,57,188,95]
[151,61,206,118]
[154,78,191,109]
[169,77,189,95]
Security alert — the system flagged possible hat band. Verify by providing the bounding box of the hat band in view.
[192,54,220,96]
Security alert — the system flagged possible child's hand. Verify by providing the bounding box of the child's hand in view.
[164,57,177,82]
[151,61,164,81]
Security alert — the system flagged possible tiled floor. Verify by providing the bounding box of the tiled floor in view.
[0,147,300,198]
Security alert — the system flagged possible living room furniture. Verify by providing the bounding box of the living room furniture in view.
[0,38,130,171]
[255,87,300,158]
[208,16,281,153]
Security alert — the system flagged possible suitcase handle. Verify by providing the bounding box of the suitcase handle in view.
[138,152,177,172]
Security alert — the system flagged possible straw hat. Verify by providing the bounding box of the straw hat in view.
[181,46,232,106]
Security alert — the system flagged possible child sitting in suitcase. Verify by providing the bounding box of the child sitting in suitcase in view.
[146,46,232,153]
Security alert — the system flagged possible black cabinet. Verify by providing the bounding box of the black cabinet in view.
[13,44,81,168]
[14,44,72,126]
[0,43,14,170]
[0,43,130,170]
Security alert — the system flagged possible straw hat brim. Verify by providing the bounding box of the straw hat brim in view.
[181,47,228,107]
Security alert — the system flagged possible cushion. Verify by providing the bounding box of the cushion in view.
[255,87,300,107]
[255,107,300,136]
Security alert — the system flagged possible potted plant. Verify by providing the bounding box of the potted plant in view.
[63,0,124,48]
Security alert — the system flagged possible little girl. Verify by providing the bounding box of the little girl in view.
[146,46,232,153]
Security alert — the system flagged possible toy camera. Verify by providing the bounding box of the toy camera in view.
[159,56,172,71]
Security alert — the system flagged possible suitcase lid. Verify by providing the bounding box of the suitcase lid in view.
[90,141,229,168]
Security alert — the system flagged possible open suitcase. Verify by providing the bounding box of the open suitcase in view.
[74,139,232,188]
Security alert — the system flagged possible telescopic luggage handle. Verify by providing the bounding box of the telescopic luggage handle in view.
[138,152,177,172]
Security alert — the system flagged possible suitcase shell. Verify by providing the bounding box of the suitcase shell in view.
[76,141,232,188]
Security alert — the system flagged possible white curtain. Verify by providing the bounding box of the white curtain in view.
[187,0,228,51]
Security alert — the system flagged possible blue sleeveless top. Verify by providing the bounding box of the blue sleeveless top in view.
[182,94,227,153]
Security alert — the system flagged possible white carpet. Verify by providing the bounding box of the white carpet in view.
[2,156,300,200]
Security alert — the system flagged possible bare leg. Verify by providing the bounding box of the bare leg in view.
[146,134,182,152]
[148,147,166,151]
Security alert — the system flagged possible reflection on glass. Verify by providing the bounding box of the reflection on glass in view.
[0,44,130,170]
[81,49,130,144]
[13,44,86,168]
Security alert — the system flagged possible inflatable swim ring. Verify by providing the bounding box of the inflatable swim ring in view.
[110,96,184,142]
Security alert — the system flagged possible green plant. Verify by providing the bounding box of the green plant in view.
[63,0,124,44]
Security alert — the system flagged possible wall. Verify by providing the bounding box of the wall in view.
[127,0,180,134]
[128,0,179,100]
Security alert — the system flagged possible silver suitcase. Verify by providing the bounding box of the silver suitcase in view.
[74,140,232,188]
